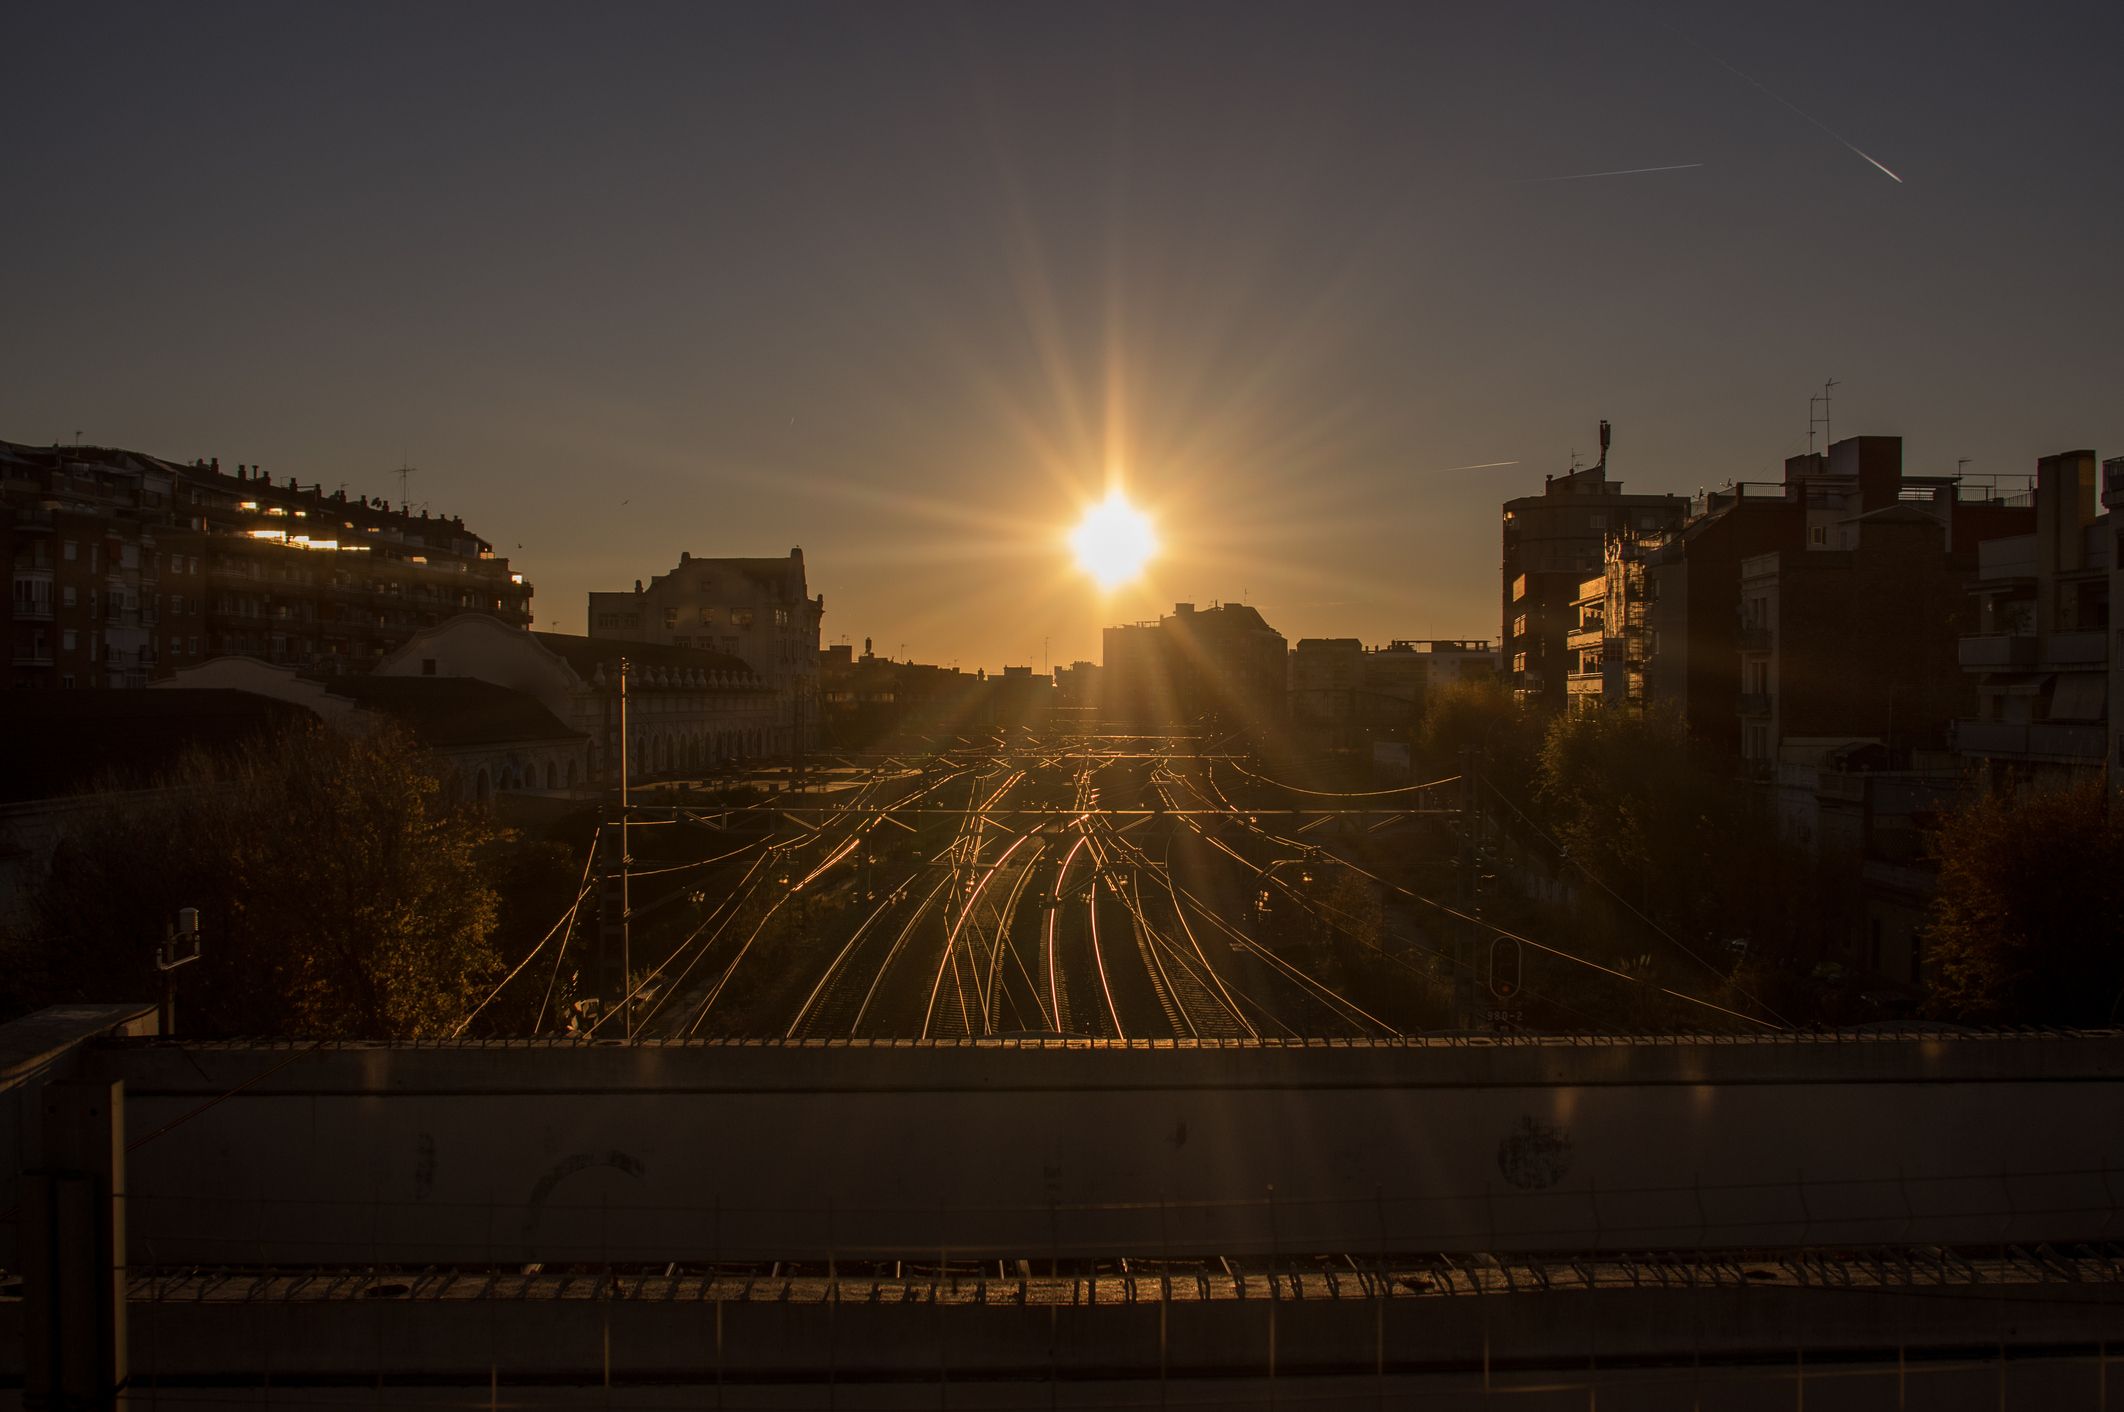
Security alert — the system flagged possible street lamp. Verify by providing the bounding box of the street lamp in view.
[154,906,202,1034]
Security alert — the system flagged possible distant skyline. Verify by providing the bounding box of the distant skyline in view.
[6,1,2120,670]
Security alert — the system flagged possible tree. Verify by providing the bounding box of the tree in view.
[3,721,503,1038]
[1923,778,2124,1025]
[1535,708,1715,907]
[1416,678,1544,800]
[1531,707,1798,978]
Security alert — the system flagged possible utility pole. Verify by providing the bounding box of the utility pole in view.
[1456,749,1479,1028]
[597,659,633,1039]
[154,907,202,1034]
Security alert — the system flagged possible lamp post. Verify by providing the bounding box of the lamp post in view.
[154,907,202,1034]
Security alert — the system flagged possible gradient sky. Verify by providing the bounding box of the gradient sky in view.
[7,1,2120,670]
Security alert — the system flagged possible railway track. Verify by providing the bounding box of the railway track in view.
[648,734,1437,1041]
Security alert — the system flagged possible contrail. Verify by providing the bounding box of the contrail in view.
[1433,460,1521,473]
[1521,162,1704,183]
[1688,38,1903,183]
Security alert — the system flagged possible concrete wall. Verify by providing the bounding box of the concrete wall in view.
[53,1035,2124,1268]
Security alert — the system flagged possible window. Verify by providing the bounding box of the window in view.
[1809,525,1828,547]
[700,606,718,625]
[421,658,437,677]
[674,635,692,648]
[721,636,738,654]
[662,607,679,629]
[62,586,77,609]
[773,607,791,627]
[62,629,77,652]
[63,541,78,562]
[730,608,755,628]
[1588,513,1606,530]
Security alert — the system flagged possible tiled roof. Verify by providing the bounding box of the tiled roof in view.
[324,677,582,748]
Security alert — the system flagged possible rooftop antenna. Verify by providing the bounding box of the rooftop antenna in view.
[1807,377,1840,454]
[394,454,417,509]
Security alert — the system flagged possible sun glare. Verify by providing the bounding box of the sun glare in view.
[1069,492,1158,591]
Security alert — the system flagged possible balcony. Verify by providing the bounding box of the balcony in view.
[1565,626,1603,652]
[1738,625,1773,653]
[1738,692,1773,718]
[1958,634,2037,669]
[1955,719,2109,762]
[2046,631,2107,666]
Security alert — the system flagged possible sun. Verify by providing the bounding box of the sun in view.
[1068,491,1158,590]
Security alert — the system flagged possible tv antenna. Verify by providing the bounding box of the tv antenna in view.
[394,455,417,509]
[1807,378,1840,455]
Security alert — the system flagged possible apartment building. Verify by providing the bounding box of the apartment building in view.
[4,440,532,687]
[1293,637,1495,739]
[1638,436,2031,757]
[1956,450,2116,787]
[1501,425,1688,711]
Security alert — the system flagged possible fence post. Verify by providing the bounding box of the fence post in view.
[23,1078,128,1411]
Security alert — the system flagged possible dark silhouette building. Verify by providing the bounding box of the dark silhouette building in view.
[1644,436,2033,758]
[1102,601,1287,734]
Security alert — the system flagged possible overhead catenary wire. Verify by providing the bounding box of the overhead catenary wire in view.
[1161,762,1723,1032]
[534,826,604,1032]
[455,829,603,1039]
[1476,772,1793,1028]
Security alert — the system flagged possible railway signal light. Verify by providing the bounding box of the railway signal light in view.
[1487,934,1523,1001]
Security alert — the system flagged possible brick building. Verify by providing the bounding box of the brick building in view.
[1641,436,2031,757]
[1736,504,1978,775]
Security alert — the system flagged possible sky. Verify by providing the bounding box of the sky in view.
[6,1,2121,671]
